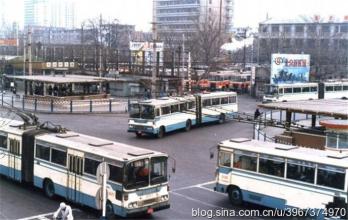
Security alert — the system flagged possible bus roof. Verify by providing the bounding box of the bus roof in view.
[138,96,195,106]
[0,118,36,136]
[267,83,318,87]
[197,91,237,98]
[219,138,348,168]
[36,131,167,162]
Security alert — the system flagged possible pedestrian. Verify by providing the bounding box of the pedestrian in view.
[53,202,73,220]
[254,108,261,120]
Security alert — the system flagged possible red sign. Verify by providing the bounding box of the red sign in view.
[0,39,17,46]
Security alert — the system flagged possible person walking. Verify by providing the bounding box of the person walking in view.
[254,108,261,120]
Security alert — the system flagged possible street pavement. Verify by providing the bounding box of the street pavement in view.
[0,94,268,220]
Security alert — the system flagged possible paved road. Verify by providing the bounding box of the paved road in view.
[0,95,267,220]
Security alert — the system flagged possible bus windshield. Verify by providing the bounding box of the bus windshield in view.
[124,159,150,189]
[129,104,155,119]
[124,157,168,190]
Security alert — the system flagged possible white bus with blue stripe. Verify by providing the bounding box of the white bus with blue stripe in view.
[128,91,238,138]
[0,118,170,218]
[215,138,348,219]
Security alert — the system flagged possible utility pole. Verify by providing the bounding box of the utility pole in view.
[151,0,157,98]
[180,34,185,95]
[28,27,32,75]
[99,14,103,77]
[188,52,191,93]
[23,38,26,75]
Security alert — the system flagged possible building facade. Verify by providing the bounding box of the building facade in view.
[155,0,234,42]
[24,0,75,28]
[257,17,348,80]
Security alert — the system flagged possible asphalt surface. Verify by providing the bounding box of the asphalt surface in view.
[0,94,267,220]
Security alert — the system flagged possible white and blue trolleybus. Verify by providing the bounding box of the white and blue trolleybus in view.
[0,118,170,218]
[128,91,238,138]
[215,138,348,219]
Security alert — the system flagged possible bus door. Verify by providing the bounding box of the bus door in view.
[8,137,21,182]
[67,149,84,203]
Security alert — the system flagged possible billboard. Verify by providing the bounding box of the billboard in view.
[0,39,17,46]
[271,54,310,84]
[129,41,164,65]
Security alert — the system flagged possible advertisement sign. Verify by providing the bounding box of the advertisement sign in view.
[129,41,164,65]
[0,39,17,46]
[271,54,310,84]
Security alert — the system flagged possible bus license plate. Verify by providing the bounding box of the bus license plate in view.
[147,208,154,214]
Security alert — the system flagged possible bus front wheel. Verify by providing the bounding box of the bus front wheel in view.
[43,179,55,198]
[228,186,243,206]
[135,132,142,138]
[185,120,192,131]
[106,201,114,219]
[157,126,165,138]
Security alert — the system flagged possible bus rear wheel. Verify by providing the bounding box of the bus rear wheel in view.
[185,120,192,131]
[157,126,165,138]
[228,186,243,206]
[43,179,55,198]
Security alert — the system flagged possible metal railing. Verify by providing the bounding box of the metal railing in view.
[1,93,129,114]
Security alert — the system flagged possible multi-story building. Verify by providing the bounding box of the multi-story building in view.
[257,16,348,80]
[24,0,75,28]
[155,0,234,43]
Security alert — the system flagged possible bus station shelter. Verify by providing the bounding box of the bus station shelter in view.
[258,99,348,128]
[6,74,116,100]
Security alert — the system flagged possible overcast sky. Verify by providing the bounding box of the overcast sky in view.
[3,0,348,31]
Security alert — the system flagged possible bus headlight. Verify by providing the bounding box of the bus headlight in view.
[129,125,134,128]
[128,202,138,208]
[161,195,169,201]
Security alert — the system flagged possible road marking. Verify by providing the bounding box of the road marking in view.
[170,191,221,208]
[172,180,215,192]
[17,209,79,220]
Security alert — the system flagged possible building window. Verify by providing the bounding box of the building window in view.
[271,25,279,33]
[307,25,316,33]
[283,25,291,33]
[321,25,330,33]
[295,25,304,33]
[339,134,348,149]
[341,24,348,33]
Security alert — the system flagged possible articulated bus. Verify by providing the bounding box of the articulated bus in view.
[215,138,348,219]
[263,81,348,103]
[0,118,170,218]
[128,92,238,138]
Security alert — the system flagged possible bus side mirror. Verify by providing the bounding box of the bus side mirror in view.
[210,152,214,159]
[172,167,176,173]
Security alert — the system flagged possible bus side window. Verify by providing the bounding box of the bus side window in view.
[155,108,160,117]
[180,103,187,112]
[228,96,236,103]
[302,87,309,93]
[233,151,257,171]
[51,148,67,166]
[293,87,301,93]
[203,99,211,107]
[310,87,317,92]
[219,151,231,167]
[0,135,7,149]
[161,106,170,115]
[316,165,345,190]
[84,157,100,176]
[212,98,220,106]
[278,88,283,94]
[343,85,348,91]
[36,144,50,161]
[334,85,342,91]
[221,97,228,104]
[286,160,315,184]
[259,154,285,177]
[109,164,123,183]
[325,86,334,92]
[171,105,178,113]
[284,88,292,94]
